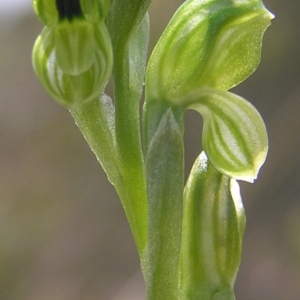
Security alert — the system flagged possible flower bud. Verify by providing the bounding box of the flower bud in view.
[180,152,245,299]
[146,0,273,101]
[32,22,113,109]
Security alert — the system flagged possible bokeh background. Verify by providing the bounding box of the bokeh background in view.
[0,0,299,299]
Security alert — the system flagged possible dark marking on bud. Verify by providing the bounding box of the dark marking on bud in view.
[56,0,83,21]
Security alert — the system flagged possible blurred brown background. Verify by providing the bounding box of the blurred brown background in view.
[0,0,299,299]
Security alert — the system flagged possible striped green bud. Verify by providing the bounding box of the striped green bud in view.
[32,22,113,109]
[173,87,268,182]
[146,0,273,101]
[180,151,245,300]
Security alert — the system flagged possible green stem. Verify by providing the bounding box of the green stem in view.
[114,63,148,259]
[70,93,147,263]
[108,13,150,262]
[73,3,152,270]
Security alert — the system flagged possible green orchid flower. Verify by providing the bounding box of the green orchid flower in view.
[32,0,113,108]
[31,0,273,299]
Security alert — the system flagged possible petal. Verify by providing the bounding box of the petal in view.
[179,88,268,182]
